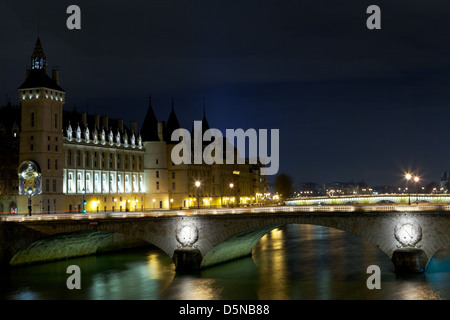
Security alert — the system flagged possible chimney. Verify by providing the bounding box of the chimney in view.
[25,69,30,79]
[95,114,100,130]
[130,121,137,136]
[52,69,60,85]
[157,121,164,141]
[118,118,124,133]
[103,115,108,131]
[81,112,87,128]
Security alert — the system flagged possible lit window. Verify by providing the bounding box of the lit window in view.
[94,174,99,193]
[125,175,130,193]
[68,173,73,192]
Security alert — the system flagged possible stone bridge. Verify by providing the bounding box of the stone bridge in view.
[1,206,450,273]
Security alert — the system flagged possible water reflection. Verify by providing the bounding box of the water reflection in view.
[1,224,450,300]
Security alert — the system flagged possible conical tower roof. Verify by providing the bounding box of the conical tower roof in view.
[31,37,46,70]
[164,98,181,144]
[140,96,160,141]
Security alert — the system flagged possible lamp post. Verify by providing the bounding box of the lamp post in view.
[405,173,412,205]
[229,182,234,207]
[27,190,32,216]
[414,176,420,203]
[195,181,201,209]
[82,188,86,213]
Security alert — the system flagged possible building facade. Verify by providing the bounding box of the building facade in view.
[7,36,268,214]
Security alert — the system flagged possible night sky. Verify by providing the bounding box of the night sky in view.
[2,1,450,188]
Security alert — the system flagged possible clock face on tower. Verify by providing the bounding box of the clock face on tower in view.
[176,223,199,247]
[394,222,422,247]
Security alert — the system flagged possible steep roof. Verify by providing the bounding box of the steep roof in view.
[164,98,181,144]
[18,36,65,92]
[31,37,46,65]
[18,69,65,92]
[140,96,160,142]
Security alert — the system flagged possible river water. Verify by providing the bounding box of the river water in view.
[1,224,450,300]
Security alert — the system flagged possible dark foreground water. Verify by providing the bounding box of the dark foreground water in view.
[1,224,450,300]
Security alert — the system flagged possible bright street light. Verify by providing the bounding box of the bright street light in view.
[405,173,412,205]
[414,176,420,202]
[195,181,201,209]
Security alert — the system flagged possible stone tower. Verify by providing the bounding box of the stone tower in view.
[18,36,66,213]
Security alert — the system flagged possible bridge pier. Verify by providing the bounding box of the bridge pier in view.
[391,248,426,273]
[172,247,203,272]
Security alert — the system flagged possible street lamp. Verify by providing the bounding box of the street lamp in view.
[195,181,201,209]
[405,173,412,205]
[414,176,420,203]
[229,182,234,207]
[82,188,86,213]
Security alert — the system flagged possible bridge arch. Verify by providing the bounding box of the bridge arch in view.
[0,220,176,267]
[9,230,153,266]
[199,220,392,270]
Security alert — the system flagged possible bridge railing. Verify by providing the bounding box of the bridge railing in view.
[2,204,450,222]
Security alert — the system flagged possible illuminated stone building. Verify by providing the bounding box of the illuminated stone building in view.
[9,36,268,214]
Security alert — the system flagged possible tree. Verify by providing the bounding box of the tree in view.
[274,173,294,201]
[425,181,439,193]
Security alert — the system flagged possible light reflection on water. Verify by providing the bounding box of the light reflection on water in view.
[1,224,450,300]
